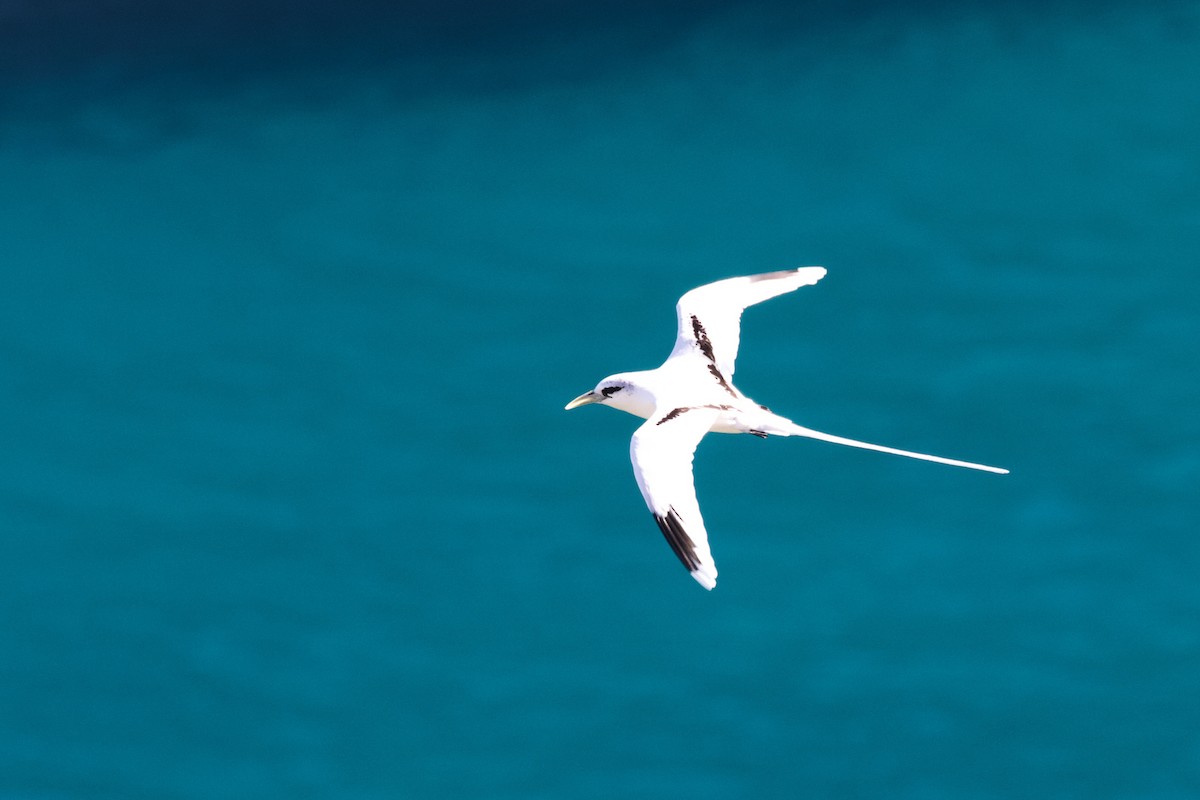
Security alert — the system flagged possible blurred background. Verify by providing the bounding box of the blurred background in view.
[1,0,1197,797]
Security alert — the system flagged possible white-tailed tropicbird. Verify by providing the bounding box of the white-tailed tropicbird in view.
[565,267,1008,590]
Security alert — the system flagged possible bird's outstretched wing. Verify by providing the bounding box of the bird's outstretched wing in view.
[629,406,723,590]
[668,267,826,381]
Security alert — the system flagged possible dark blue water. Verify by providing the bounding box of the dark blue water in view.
[2,1,1198,797]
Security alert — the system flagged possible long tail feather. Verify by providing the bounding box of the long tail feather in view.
[785,424,1009,474]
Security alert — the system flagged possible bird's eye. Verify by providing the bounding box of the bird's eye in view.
[601,386,622,398]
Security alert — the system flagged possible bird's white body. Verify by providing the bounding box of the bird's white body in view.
[566,268,1007,590]
[596,367,793,435]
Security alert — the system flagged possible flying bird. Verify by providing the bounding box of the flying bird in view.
[564,267,1008,590]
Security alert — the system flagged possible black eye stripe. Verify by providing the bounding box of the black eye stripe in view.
[600,386,621,397]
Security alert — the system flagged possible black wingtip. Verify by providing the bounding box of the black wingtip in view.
[653,507,701,572]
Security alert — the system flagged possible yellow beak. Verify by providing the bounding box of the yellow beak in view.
[564,391,599,410]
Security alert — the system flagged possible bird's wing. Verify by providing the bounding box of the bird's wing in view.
[629,406,723,590]
[668,267,826,381]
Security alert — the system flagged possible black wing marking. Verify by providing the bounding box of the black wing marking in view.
[707,364,737,397]
[690,315,717,363]
[656,407,691,425]
[653,507,702,572]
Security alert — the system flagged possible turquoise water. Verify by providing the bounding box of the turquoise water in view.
[2,1,1198,797]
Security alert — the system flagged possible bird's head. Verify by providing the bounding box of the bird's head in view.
[564,373,656,420]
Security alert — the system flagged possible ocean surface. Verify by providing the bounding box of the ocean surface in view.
[2,1,1198,797]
